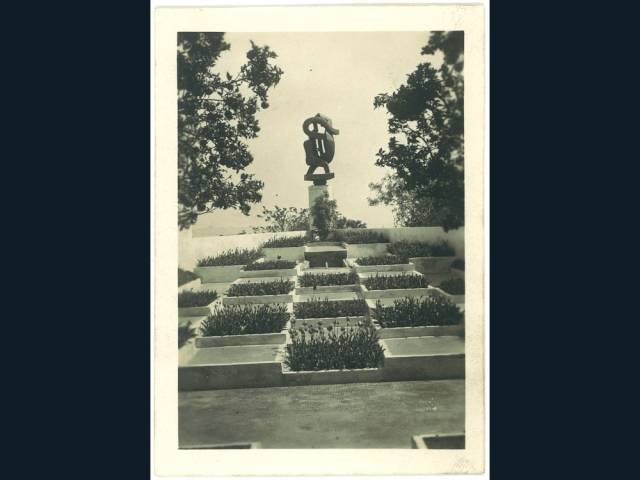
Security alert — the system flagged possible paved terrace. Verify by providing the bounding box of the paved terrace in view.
[179,379,464,449]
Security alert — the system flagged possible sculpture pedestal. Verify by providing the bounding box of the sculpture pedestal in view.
[308,184,332,230]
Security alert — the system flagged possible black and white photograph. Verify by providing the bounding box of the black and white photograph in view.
[154,4,485,476]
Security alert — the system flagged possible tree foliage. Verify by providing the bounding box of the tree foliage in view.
[252,205,309,233]
[178,33,283,229]
[252,202,366,233]
[368,31,464,231]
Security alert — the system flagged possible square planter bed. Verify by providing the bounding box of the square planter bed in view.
[412,433,465,449]
[196,303,292,346]
[195,321,290,348]
[367,296,464,338]
[239,259,299,279]
[295,270,360,294]
[410,256,456,275]
[282,323,385,386]
[359,272,432,300]
[293,298,369,319]
[222,278,295,305]
[194,264,246,283]
[178,290,219,317]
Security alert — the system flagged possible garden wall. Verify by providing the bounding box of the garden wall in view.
[179,227,464,271]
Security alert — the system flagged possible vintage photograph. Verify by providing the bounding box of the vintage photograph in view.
[155,4,484,475]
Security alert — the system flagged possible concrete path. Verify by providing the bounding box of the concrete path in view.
[179,379,464,448]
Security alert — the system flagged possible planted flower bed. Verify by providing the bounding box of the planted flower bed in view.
[298,271,359,288]
[293,298,368,319]
[437,278,465,304]
[196,303,291,347]
[178,290,218,316]
[348,254,415,273]
[372,296,463,338]
[261,235,308,248]
[356,254,404,266]
[223,278,295,305]
[284,324,385,371]
[360,273,431,299]
[239,259,299,278]
[195,248,262,283]
[363,273,429,290]
[388,240,456,274]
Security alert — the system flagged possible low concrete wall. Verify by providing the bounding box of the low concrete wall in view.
[180,230,306,271]
[262,246,305,261]
[181,227,464,272]
[410,256,456,275]
[282,368,383,386]
[360,285,433,300]
[194,265,245,283]
[346,243,390,259]
[382,354,465,380]
[239,266,298,278]
[195,331,286,348]
[222,293,293,305]
[337,226,464,258]
[178,362,284,391]
[376,324,464,339]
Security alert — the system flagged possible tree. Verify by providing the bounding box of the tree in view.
[368,31,464,231]
[178,33,283,229]
[252,205,309,233]
[335,215,367,229]
[310,192,338,240]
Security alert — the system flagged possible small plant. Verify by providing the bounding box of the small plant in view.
[178,268,199,286]
[355,254,404,266]
[285,323,385,371]
[439,278,465,295]
[226,279,294,297]
[261,235,309,248]
[243,259,297,271]
[298,271,358,287]
[451,258,465,270]
[330,230,389,244]
[200,303,290,336]
[374,296,463,328]
[196,248,262,267]
[363,273,429,290]
[294,298,368,319]
[387,240,455,261]
[178,290,218,308]
[178,321,196,348]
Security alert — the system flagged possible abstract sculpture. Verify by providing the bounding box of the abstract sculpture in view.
[302,113,339,185]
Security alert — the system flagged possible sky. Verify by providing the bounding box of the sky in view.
[191,32,440,236]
